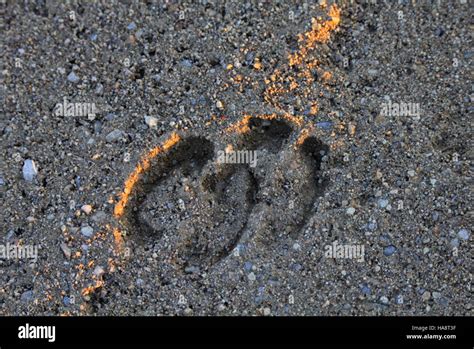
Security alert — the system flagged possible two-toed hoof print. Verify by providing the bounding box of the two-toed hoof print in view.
[118,116,328,273]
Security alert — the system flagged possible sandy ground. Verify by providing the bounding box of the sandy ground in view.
[1,1,472,316]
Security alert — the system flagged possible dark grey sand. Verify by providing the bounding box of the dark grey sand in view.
[1,1,472,316]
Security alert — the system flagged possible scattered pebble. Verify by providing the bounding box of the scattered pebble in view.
[248,272,256,281]
[432,292,442,300]
[60,243,71,259]
[378,198,389,209]
[63,296,72,306]
[379,296,389,305]
[127,22,137,30]
[177,199,186,211]
[422,291,431,302]
[368,69,378,76]
[368,220,377,231]
[144,115,158,128]
[21,290,33,303]
[245,52,255,65]
[91,211,107,223]
[80,226,94,237]
[67,71,79,83]
[180,59,193,68]
[395,295,404,304]
[383,245,397,256]
[458,229,469,240]
[22,159,38,182]
[94,121,102,134]
[95,83,103,94]
[346,207,356,215]
[93,266,105,277]
[316,121,333,130]
[105,113,116,121]
[6,230,15,241]
[106,129,124,142]
[184,265,200,274]
[291,263,302,272]
[81,204,93,215]
[361,284,371,295]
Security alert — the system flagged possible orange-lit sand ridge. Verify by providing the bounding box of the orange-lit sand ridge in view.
[113,132,180,218]
[288,4,341,67]
[264,4,341,108]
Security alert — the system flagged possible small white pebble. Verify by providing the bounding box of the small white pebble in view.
[144,115,158,128]
[124,152,131,163]
[67,71,80,83]
[22,159,38,181]
[380,296,389,304]
[81,205,93,215]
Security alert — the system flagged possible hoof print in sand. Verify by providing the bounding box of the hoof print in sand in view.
[118,117,328,273]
